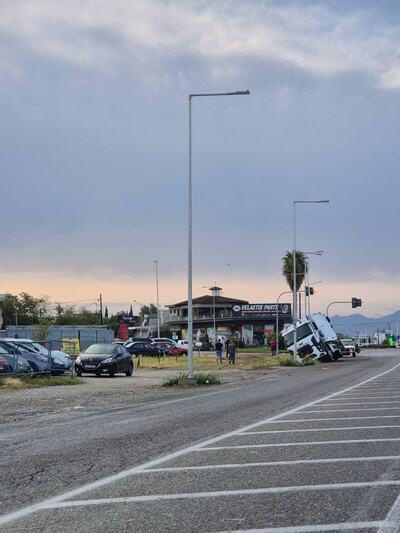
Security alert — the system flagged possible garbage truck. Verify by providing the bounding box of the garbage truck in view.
[282,312,344,363]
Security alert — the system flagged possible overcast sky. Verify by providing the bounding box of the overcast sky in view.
[0,0,399,316]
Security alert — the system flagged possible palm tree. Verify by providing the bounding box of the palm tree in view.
[281,251,308,292]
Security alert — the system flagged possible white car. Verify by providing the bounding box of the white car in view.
[177,340,188,347]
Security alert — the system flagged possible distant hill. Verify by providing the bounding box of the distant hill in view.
[330,311,399,337]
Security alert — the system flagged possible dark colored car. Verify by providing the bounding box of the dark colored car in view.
[0,340,45,374]
[0,342,33,375]
[124,341,161,357]
[75,343,133,377]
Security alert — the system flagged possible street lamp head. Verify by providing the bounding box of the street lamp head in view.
[234,90,250,95]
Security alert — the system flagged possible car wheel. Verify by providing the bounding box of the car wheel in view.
[95,371,101,377]
[125,363,133,377]
[108,366,116,378]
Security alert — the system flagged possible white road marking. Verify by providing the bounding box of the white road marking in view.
[320,401,400,406]
[145,455,400,473]
[326,396,400,400]
[1,361,400,527]
[258,415,400,423]
[300,407,400,413]
[41,480,400,508]
[200,438,400,450]
[378,491,400,532]
[217,522,390,532]
[240,425,400,435]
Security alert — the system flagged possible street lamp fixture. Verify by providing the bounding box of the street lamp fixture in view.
[293,201,329,363]
[187,90,250,379]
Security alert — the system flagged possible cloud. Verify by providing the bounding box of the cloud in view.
[0,0,399,89]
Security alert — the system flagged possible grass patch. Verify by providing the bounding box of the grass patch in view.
[163,371,222,387]
[138,353,292,372]
[0,375,82,392]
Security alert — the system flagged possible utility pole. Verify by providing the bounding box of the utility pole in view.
[154,260,160,338]
[99,293,103,325]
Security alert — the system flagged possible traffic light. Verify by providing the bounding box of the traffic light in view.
[305,287,314,296]
[351,297,362,308]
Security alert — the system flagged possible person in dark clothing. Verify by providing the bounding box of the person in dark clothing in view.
[215,339,223,364]
[228,340,236,364]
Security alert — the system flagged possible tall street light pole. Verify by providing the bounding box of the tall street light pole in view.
[293,200,329,363]
[154,260,160,338]
[275,290,292,356]
[188,90,250,379]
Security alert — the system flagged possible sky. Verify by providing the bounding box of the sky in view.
[0,0,399,317]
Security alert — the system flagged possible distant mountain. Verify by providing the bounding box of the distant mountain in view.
[330,311,400,337]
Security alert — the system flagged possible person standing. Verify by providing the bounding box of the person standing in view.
[215,338,223,364]
[228,340,236,364]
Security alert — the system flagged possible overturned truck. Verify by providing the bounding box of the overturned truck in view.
[282,312,345,363]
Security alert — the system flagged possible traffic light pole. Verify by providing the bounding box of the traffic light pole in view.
[326,298,362,317]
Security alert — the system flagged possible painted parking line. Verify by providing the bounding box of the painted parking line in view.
[1,361,400,527]
[215,522,390,532]
[254,415,400,423]
[299,407,400,413]
[320,401,400,406]
[144,455,400,473]
[239,425,400,435]
[200,438,400,451]
[378,491,400,532]
[40,480,400,509]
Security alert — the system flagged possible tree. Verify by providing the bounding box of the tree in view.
[140,304,158,317]
[0,292,51,326]
[281,251,308,291]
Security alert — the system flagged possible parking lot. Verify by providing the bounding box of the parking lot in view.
[0,352,399,532]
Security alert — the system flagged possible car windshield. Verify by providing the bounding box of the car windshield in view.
[284,323,313,347]
[17,342,47,353]
[0,344,9,354]
[84,344,114,354]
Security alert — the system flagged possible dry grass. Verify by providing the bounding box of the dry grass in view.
[0,375,82,393]
[135,352,291,371]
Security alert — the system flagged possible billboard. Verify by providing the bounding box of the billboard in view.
[232,303,291,318]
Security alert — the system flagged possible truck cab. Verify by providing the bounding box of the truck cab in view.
[310,313,344,360]
[282,319,326,362]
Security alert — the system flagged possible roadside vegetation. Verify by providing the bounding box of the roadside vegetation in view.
[0,375,82,393]
[163,371,222,387]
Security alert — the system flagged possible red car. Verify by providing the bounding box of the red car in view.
[169,345,187,357]
[0,355,11,374]
[152,341,187,356]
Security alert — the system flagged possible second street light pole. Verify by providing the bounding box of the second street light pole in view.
[293,200,329,363]
[154,260,160,338]
[187,90,250,379]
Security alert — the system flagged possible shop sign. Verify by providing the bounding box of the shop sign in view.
[232,303,291,318]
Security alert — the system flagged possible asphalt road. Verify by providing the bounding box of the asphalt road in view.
[1,351,400,532]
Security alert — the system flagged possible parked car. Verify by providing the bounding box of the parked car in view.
[177,340,188,348]
[0,341,33,375]
[75,343,133,377]
[340,338,357,357]
[169,345,187,356]
[124,341,161,357]
[12,340,73,375]
[151,340,175,354]
[0,339,51,374]
[194,340,212,351]
[0,354,11,374]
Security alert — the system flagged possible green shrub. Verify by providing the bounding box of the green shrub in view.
[163,371,222,387]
